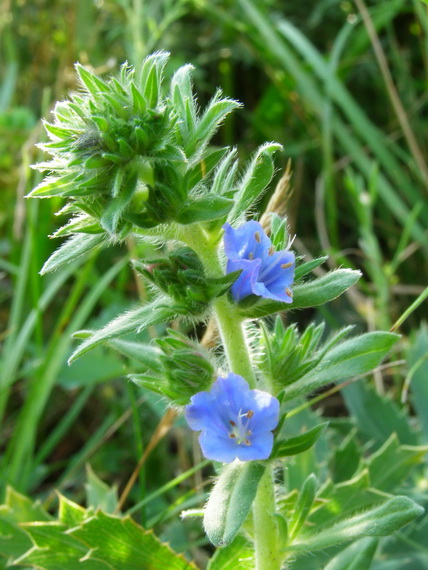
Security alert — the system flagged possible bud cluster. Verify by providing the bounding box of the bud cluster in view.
[135,246,239,314]
[29,52,239,242]
[130,329,214,405]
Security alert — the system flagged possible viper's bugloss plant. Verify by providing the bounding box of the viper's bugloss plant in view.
[25,52,424,570]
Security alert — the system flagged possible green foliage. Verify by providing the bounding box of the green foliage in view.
[130,329,215,404]
[0,485,197,569]
[203,461,266,547]
[2,1,428,567]
[240,268,361,318]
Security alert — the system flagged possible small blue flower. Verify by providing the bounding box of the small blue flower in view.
[185,373,280,463]
[223,221,295,303]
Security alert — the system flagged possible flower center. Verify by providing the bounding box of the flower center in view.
[229,409,254,445]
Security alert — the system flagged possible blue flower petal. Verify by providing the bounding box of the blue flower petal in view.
[199,430,242,463]
[223,221,295,303]
[227,258,262,301]
[185,373,280,463]
[234,432,274,461]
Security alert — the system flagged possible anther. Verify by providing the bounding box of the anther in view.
[244,439,251,446]
[286,287,293,297]
[248,252,254,260]
[254,232,261,243]
[268,245,275,256]
[246,410,254,418]
[229,420,236,426]
[281,262,293,269]
[229,433,237,439]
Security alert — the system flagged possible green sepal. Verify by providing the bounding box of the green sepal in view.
[40,233,105,274]
[176,195,234,224]
[139,51,169,108]
[75,63,109,98]
[239,269,361,319]
[185,91,242,160]
[229,142,282,221]
[204,461,266,547]
[271,423,328,459]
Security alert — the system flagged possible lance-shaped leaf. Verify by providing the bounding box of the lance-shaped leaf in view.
[280,332,399,402]
[323,537,379,570]
[185,90,241,160]
[239,269,361,319]
[286,496,424,553]
[288,473,318,539]
[229,142,282,221]
[204,461,265,547]
[68,301,178,364]
[176,195,234,224]
[40,233,105,274]
[271,423,328,459]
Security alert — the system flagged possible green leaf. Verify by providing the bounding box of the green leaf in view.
[240,269,361,318]
[75,64,109,98]
[287,496,424,553]
[58,495,87,528]
[204,461,265,547]
[68,301,178,364]
[139,51,169,108]
[0,487,51,562]
[323,537,379,570]
[271,423,328,459]
[171,63,197,140]
[16,522,110,569]
[229,142,282,221]
[288,473,318,539]
[40,233,105,274]
[365,434,428,493]
[69,511,197,569]
[280,332,399,402]
[342,381,418,447]
[294,256,328,280]
[407,325,428,441]
[85,465,118,514]
[206,535,254,570]
[185,91,241,159]
[176,195,234,224]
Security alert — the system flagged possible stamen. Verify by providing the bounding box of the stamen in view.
[247,430,252,436]
[248,252,254,260]
[229,433,237,439]
[244,439,251,446]
[254,231,261,243]
[285,287,293,297]
[268,245,275,256]
[281,262,293,269]
[229,420,236,426]
[246,410,254,418]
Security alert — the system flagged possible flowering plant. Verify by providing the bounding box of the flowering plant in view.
[24,53,423,570]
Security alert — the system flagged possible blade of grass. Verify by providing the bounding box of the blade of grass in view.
[4,256,129,488]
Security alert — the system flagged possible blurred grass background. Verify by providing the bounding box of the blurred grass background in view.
[1,0,427,564]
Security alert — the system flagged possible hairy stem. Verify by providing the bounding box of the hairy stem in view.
[181,222,282,568]
[253,466,283,570]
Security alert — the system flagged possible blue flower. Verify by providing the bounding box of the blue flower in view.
[185,373,280,463]
[223,221,295,303]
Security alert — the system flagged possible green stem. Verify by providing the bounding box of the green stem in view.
[179,223,282,568]
[253,466,283,570]
[213,295,256,388]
